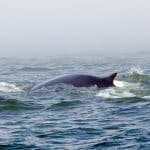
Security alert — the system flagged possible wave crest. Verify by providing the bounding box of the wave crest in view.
[128,67,144,75]
[20,67,49,72]
[96,80,141,99]
[0,82,22,93]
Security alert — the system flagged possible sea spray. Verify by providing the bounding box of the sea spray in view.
[0,82,22,92]
[96,80,140,98]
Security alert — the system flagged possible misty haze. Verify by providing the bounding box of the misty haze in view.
[0,0,150,57]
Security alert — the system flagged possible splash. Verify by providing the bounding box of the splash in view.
[96,67,149,99]
[96,80,139,99]
[96,87,136,98]
[128,67,144,75]
[0,82,23,93]
[113,80,140,88]
[143,96,150,100]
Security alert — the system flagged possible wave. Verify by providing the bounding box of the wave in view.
[46,100,82,111]
[113,80,140,88]
[20,67,49,72]
[96,86,136,99]
[96,67,150,99]
[127,67,150,83]
[128,67,144,75]
[0,97,28,111]
[143,96,150,100]
[0,144,36,149]
[0,82,23,93]
[0,97,43,111]
[96,80,144,99]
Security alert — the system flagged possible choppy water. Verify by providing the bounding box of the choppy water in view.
[0,55,150,149]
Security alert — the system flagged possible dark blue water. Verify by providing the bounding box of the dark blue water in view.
[0,54,150,149]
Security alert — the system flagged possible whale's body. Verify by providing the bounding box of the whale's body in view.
[31,73,117,91]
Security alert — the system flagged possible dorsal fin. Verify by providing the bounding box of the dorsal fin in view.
[108,73,117,81]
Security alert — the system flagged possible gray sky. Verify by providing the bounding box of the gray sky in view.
[0,0,150,57]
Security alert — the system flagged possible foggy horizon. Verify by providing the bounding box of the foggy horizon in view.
[0,0,150,57]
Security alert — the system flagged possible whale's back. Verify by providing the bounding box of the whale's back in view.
[31,73,117,90]
[32,74,100,90]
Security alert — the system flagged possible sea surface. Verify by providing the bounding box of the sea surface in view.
[0,54,150,150]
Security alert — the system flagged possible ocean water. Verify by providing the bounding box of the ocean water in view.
[0,54,150,150]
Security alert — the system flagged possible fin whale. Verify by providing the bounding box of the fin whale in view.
[31,73,117,91]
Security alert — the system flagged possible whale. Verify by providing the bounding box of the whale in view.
[31,73,117,91]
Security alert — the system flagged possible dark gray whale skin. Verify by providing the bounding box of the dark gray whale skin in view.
[31,73,117,90]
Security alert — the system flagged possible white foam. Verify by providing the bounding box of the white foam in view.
[113,80,125,88]
[96,80,139,99]
[0,82,23,93]
[143,96,150,99]
[114,80,140,88]
[128,67,144,75]
[96,88,136,98]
